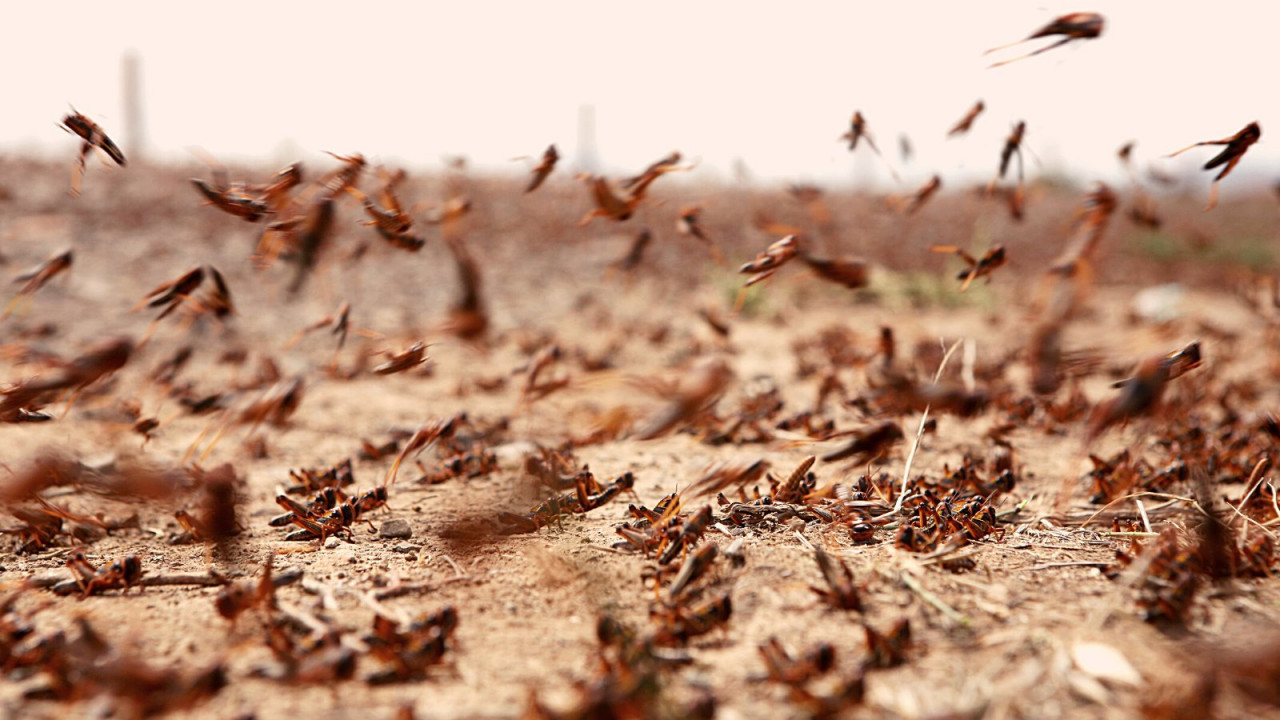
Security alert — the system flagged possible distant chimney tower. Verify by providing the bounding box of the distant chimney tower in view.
[575,104,599,173]
[122,52,146,162]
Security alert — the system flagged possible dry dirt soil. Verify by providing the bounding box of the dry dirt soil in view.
[1,158,1279,720]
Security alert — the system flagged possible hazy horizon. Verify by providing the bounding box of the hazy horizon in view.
[6,1,1279,192]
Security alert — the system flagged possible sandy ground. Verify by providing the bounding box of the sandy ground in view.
[1,158,1279,719]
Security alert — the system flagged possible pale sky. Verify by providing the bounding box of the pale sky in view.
[5,1,1277,189]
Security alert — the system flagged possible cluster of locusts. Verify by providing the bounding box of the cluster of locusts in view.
[2,9,1279,718]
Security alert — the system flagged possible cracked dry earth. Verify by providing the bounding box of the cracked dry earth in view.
[2,161,1280,720]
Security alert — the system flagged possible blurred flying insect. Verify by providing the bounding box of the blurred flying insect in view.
[986,184,1025,221]
[347,168,425,252]
[634,358,734,441]
[136,267,205,324]
[197,267,236,321]
[287,301,363,371]
[863,618,912,668]
[517,343,568,404]
[609,228,652,274]
[751,211,804,239]
[736,235,867,309]
[1117,142,1162,228]
[318,151,367,195]
[1042,182,1118,302]
[327,301,352,349]
[739,235,799,287]
[666,542,718,600]
[987,121,1027,216]
[373,341,429,376]
[1162,340,1203,381]
[888,174,942,215]
[1085,341,1202,443]
[821,420,903,465]
[134,265,234,341]
[947,100,985,137]
[286,195,335,294]
[1110,341,1202,389]
[985,12,1105,68]
[931,243,1006,291]
[6,249,72,317]
[365,606,459,684]
[215,554,278,623]
[676,204,708,242]
[0,335,132,419]
[676,204,726,265]
[579,175,644,225]
[260,162,304,210]
[60,110,125,196]
[1027,320,1066,395]
[173,463,239,550]
[385,416,459,485]
[190,153,302,222]
[191,178,268,221]
[621,150,690,191]
[758,638,836,686]
[840,111,879,154]
[1126,192,1162,229]
[787,183,836,233]
[421,194,473,245]
[441,237,488,343]
[688,459,769,498]
[839,111,900,181]
[578,152,692,226]
[254,153,356,270]
[185,375,303,463]
[991,121,1026,187]
[652,593,732,645]
[810,546,862,611]
[801,254,869,289]
[523,143,559,193]
[175,374,302,466]
[1167,122,1261,211]
[1117,142,1136,173]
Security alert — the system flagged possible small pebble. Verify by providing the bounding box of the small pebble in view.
[391,544,421,554]
[380,519,413,540]
[323,536,342,550]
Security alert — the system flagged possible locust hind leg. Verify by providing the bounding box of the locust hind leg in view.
[1205,181,1221,212]
[68,142,90,198]
[988,36,1072,68]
